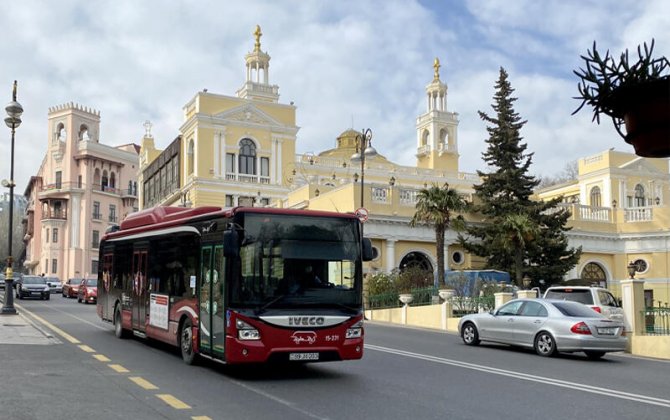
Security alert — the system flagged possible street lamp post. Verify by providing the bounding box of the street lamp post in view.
[350,128,376,235]
[2,81,22,315]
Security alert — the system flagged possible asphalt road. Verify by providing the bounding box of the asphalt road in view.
[3,296,669,420]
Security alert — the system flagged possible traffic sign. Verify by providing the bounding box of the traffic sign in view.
[355,207,369,223]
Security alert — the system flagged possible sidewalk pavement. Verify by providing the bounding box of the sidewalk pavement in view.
[0,298,58,345]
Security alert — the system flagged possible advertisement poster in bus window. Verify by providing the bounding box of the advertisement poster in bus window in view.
[150,293,169,330]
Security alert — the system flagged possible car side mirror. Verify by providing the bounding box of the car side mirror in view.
[490,309,496,316]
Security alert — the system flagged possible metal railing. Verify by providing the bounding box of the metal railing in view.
[642,306,670,335]
[366,287,438,310]
[449,296,496,316]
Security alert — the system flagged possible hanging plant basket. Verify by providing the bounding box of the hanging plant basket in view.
[612,77,670,158]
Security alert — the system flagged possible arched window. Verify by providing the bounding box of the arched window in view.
[109,172,116,188]
[581,262,606,284]
[421,130,429,147]
[239,138,257,175]
[187,140,194,175]
[101,170,109,190]
[634,184,645,207]
[399,252,433,273]
[439,128,448,147]
[79,124,90,141]
[93,168,101,188]
[590,186,601,207]
[56,123,66,142]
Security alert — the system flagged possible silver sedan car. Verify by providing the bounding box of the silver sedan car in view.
[458,298,627,359]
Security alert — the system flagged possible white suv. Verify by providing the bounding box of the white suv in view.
[543,286,624,321]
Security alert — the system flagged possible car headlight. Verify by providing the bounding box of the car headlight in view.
[346,319,364,339]
[236,319,260,341]
[43,285,50,292]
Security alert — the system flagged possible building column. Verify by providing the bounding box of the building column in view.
[494,292,513,310]
[385,239,396,272]
[621,279,645,335]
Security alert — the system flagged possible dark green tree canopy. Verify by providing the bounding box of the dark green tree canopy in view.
[460,67,581,286]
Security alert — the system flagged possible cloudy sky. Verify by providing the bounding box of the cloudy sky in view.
[1,0,669,192]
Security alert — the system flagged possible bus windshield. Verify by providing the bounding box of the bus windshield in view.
[229,213,361,313]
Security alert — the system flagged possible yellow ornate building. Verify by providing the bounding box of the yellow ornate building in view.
[536,150,670,305]
[139,26,670,304]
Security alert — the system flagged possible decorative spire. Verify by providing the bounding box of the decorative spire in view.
[254,24,263,52]
[12,80,17,101]
[433,57,441,81]
[143,120,153,138]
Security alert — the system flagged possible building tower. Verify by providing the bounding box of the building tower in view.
[415,57,460,173]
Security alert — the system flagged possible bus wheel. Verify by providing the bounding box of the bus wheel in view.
[114,306,128,339]
[180,318,197,365]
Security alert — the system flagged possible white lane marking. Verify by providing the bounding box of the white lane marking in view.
[366,344,670,408]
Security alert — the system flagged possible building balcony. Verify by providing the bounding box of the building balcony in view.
[41,210,68,221]
[224,173,271,184]
[93,184,121,195]
[92,212,102,221]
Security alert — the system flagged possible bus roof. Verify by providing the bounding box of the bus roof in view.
[104,206,359,241]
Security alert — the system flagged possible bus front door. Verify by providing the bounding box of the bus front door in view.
[132,250,148,331]
[199,245,225,359]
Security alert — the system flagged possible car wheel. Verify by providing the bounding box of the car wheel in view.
[114,306,128,339]
[584,351,605,360]
[534,331,557,357]
[45,294,50,301]
[77,295,82,303]
[179,318,197,365]
[461,322,480,346]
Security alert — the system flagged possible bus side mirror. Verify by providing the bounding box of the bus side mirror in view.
[362,238,377,262]
[223,230,240,258]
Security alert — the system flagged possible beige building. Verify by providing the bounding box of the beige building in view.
[23,103,140,281]
[139,26,670,303]
[536,150,670,305]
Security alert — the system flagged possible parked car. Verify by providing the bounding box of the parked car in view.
[458,298,627,359]
[62,278,83,298]
[543,286,624,321]
[45,277,62,294]
[15,275,50,300]
[78,278,98,304]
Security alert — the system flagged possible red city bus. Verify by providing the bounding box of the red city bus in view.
[97,206,376,365]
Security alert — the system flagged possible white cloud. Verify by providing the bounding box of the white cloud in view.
[0,0,668,192]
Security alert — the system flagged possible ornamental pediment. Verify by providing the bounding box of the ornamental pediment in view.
[213,105,283,127]
[618,158,666,176]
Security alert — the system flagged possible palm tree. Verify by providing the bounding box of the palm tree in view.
[410,183,467,287]
[495,213,539,286]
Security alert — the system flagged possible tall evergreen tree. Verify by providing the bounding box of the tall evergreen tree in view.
[459,68,581,286]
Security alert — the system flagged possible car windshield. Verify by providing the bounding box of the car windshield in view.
[550,301,604,318]
[86,279,97,286]
[544,289,594,305]
[23,277,46,285]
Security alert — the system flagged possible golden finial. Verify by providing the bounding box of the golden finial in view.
[254,25,263,51]
[433,57,441,81]
[12,80,17,101]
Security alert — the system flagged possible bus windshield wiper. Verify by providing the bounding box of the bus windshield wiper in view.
[256,294,286,315]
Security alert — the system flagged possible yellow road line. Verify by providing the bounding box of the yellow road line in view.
[109,364,129,373]
[156,394,191,410]
[129,376,159,390]
[93,354,111,362]
[192,417,212,420]
[19,307,80,344]
[79,345,95,353]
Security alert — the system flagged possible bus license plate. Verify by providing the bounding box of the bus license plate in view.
[289,352,319,361]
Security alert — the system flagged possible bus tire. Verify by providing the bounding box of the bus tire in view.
[179,318,197,365]
[114,305,129,339]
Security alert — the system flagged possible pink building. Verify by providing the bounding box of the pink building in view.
[23,103,140,282]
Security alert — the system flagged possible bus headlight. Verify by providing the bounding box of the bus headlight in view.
[346,319,363,339]
[236,319,260,341]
